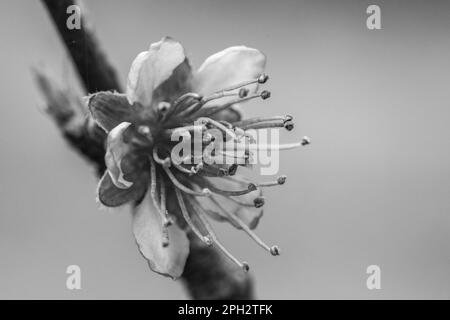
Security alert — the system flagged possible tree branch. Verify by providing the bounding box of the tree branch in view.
[39,0,254,299]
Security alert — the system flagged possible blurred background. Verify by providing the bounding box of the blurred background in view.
[0,0,449,299]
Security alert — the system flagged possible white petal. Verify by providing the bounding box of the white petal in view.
[194,46,266,106]
[105,122,134,189]
[126,37,187,107]
[133,191,190,279]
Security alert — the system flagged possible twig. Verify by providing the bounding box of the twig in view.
[39,0,254,299]
[42,0,121,93]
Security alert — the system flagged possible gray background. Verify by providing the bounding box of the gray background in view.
[0,0,449,299]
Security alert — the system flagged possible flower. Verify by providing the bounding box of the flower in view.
[88,37,308,279]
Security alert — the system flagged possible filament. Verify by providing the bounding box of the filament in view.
[153,146,171,167]
[256,175,287,187]
[149,158,170,246]
[210,197,279,256]
[174,188,211,245]
[163,166,211,197]
[190,197,249,272]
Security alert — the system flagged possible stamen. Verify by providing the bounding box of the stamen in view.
[228,164,238,176]
[174,188,212,246]
[201,91,241,104]
[159,177,172,227]
[233,115,291,127]
[149,158,170,246]
[137,125,153,142]
[210,197,279,256]
[260,90,271,100]
[212,73,269,94]
[197,117,237,140]
[237,116,294,131]
[239,88,249,98]
[190,197,249,272]
[190,162,204,174]
[228,195,265,208]
[257,175,287,187]
[196,164,235,177]
[216,164,238,177]
[205,181,257,196]
[174,101,203,120]
[189,91,271,120]
[163,166,211,197]
[152,147,171,168]
[241,141,304,151]
[164,124,206,137]
[173,162,194,175]
[157,101,171,113]
[258,73,269,84]
[284,121,294,131]
[254,197,265,208]
[173,93,203,108]
[241,121,285,130]
[163,93,202,120]
[301,136,311,146]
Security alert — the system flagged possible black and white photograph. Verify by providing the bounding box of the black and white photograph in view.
[0,0,449,308]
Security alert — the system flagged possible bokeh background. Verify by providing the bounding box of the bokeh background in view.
[0,0,449,299]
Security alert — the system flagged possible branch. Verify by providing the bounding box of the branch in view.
[39,0,254,299]
[42,0,121,93]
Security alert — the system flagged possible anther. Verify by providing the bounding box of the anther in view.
[301,136,311,146]
[137,125,153,142]
[242,262,250,272]
[239,88,249,98]
[254,197,265,208]
[260,90,271,100]
[201,188,212,197]
[270,245,280,256]
[284,121,294,131]
[228,164,238,176]
[137,125,150,135]
[190,162,203,174]
[204,235,213,246]
[162,227,170,247]
[219,168,229,176]
[202,131,213,143]
[248,183,257,191]
[277,175,287,185]
[157,101,171,113]
[258,73,269,84]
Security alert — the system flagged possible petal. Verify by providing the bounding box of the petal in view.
[88,92,138,132]
[97,171,148,207]
[152,57,192,104]
[209,104,242,123]
[133,191,190,279]
[126,37,188,107]
[194,46,266,106]
[105,122,146,189]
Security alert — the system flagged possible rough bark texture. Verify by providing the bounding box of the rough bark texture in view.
[40,0,253,300]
